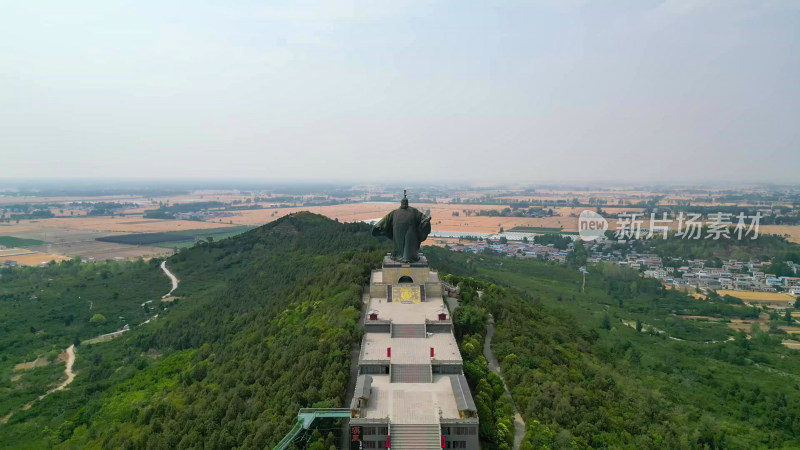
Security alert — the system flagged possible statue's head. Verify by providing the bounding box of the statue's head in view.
[400,189,408,208]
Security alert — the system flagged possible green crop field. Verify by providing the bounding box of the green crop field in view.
[95,226,256,248]
[0,236,48,248]
[146,225,256,248]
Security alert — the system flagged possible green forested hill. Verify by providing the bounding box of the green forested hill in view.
[635,231,800,261]
[428,246,800,449]
[0,213,386,449]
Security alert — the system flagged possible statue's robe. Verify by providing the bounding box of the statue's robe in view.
[372,206,431,262]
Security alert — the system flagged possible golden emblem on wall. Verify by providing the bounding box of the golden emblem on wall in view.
[392,286,421,303]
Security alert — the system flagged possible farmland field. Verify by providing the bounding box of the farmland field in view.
[225,203,616,233]
[97,233,194,245]
[0,213,247,262]
[761,225,800,244]
[1,187,797,264]
[508,226,564,233]
[0,251,68,266]
[716,290,796,304]
[27,238,170,261]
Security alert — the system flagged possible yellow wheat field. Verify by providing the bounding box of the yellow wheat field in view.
[717,290,796,303]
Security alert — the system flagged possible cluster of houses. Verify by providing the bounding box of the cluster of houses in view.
[445,239,571,262]
[440,234,800,300]
[436,231,576,262]
[173,210,234,221]
[646,261,800,295]
[584,240,800,298]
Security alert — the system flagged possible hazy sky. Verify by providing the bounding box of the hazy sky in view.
[2,1,798,184]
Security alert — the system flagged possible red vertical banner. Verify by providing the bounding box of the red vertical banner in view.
[387,435,391,448]
[441,436,445,448]
[350,426,362,450]
[430,347,435,357]
[387,347,391,358]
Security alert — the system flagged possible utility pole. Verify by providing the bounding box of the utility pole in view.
[579,267,589,293]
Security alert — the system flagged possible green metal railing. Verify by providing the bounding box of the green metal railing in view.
[272,408,352,450]
[273,419,304,450]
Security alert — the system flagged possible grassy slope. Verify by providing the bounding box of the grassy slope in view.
[644,232,799,260]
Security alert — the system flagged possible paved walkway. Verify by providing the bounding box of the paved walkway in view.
[483,314,526,450]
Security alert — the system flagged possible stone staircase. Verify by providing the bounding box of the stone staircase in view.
[391,323,426,338]
[390,364,432,383]
[390,423,441,449]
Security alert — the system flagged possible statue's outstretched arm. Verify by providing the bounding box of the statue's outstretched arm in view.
[372,213,393,238]
[418,213,431,242]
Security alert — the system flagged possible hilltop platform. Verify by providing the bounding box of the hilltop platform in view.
[365,297,448,324]
[349,251,477,450]
[358,375,468,423]
[361,333,461,363]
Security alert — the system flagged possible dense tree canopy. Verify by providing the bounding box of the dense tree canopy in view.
[429,246,800,449]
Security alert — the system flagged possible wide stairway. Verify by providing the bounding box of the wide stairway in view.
[390,424,441,449]
[391,323,426,338]
[391,364,432,383]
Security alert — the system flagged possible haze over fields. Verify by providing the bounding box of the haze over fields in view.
[3,1,799,183]
[2,182,800,267]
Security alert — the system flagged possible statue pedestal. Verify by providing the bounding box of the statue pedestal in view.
[368,253,442,301]
[381,254,430,284]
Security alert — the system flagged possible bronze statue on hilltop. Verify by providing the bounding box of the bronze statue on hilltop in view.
[372,190,431,263]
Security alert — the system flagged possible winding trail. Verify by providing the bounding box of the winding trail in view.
[2,261,179,425]
[484,313,526,450]
[161,261,179,298]
[621,319,736,344]
[41,345,75,397]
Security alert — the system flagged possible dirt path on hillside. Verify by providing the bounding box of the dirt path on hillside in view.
[161,261,179,298]
[2,345,76,424]
[484,314,526,450]
[43,344,75,396]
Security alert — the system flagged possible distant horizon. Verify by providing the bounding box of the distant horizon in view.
[4,2,799,184]
[1,177,799,191]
